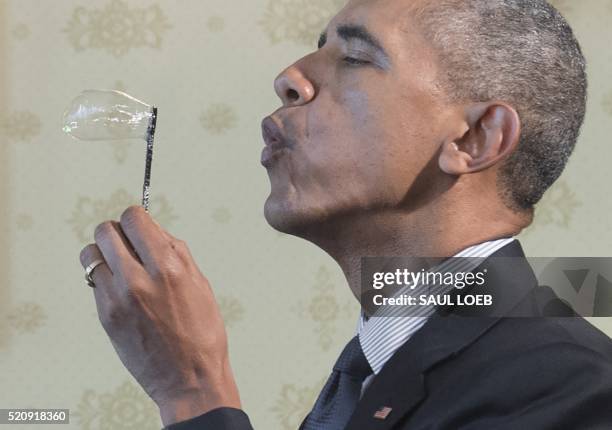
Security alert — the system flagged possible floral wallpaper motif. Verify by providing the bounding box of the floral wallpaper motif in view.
[271,378,325,430]
[108,138,133,165]
[6,303,46,334]
[63,0,171,57]
[200,103,238,134]
[68,188,178,243]
[296,266,356,351]
[523,180,581,235]
[15,213,33,231]
[206,16,226,33]
[534,180,580,228]
[217,295,245,328]
[260,0,346,45]
[12,23,30,40]
[74,381,160,430]
[211,207,232,224]
[0,110,42,142]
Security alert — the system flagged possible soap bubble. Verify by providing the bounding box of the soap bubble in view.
[62,90,154,141]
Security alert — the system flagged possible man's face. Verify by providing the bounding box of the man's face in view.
[262,0,452,234]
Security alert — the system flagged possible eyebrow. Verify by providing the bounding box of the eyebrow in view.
[318,24,390,60]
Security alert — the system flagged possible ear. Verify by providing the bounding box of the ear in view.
[438,102,521,175]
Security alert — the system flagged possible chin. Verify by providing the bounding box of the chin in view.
[263,195,330,236]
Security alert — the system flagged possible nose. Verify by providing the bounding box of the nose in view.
[274,65,316,107]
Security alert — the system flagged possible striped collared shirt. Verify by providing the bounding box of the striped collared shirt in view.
[358,237,515,391]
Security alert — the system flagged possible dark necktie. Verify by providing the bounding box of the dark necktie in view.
[301,336,373,430]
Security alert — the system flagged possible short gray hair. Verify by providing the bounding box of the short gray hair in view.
[415,0,587,210]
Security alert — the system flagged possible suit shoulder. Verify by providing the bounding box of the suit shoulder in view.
[417,316,612,429]
[484,316,612,366]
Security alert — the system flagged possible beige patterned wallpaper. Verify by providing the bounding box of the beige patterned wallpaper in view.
[0,1,610,429]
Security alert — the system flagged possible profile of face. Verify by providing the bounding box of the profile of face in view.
[261,0,487,235]
[261,0,459,235]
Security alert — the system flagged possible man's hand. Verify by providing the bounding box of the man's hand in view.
[79,205,241,426]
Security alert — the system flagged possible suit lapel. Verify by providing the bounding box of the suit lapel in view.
[345,240,539,430]
[344,335,426,430]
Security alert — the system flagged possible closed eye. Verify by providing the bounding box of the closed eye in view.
[343,56,370,66]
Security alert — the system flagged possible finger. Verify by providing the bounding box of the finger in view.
[119,205,173,268]
[110,221,144,265]
[80,243,113,281]
[79,243,118,316]
[94,219,146,281]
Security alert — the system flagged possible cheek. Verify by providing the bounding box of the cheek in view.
[340,87,374,132]
[309,86,382,163]
[298,89,411,206]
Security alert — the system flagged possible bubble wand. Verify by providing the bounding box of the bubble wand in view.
[142,106,157,211]
[63,90,158,212]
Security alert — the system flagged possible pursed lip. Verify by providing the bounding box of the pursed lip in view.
[261,116,291,167]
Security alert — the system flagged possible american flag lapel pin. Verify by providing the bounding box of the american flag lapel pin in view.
[373,406,393,420]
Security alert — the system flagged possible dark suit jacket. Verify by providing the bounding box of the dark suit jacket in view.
[166,241,612,429]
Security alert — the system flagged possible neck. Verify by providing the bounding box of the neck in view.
[296,199,531,299]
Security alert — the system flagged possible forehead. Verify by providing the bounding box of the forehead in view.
[328,0,442,86]
[330,0,423,33]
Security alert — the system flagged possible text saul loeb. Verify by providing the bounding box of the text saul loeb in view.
[372,293,493,307]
